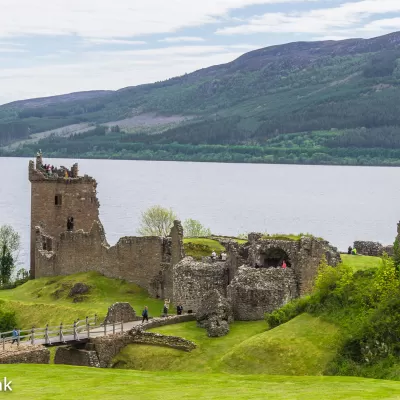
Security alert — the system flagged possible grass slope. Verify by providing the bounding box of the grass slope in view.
[2,365,400,400]
[221,314,339,376]
[0,272,164,328]
[113,314,338,376]
[113,320,266,372]
[183,238,226,260]
[341,254,383,271]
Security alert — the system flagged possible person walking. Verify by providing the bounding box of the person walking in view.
[11,328,19,345]
[282,260,287,269]
[141,306,149,323]
[163,299,170,316]
[177,304,183,315]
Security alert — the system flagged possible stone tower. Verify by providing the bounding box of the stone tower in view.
[29,152,100,278]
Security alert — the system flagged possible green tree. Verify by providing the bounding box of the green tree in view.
[137,206,177,237]
[183,219,211,237]
[393,237,400,271]
[0,225,20,285]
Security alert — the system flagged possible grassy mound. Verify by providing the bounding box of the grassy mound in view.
[0,272,164,328]
[113,320,266,372]
[341,254,382,271]
[220,314,339,375]
[3,365,400,400]
[183,238,226,260]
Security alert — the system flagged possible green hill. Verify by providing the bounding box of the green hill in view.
[0,272,165,327]
[2,32,400,165]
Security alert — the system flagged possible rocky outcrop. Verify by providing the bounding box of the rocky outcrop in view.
[196,289,233,337]
[104,302,137,324]
[228,267,298,321]
[68,283,90,297]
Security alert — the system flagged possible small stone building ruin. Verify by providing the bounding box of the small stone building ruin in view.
[173,234,340,320]
[29,153,341,322]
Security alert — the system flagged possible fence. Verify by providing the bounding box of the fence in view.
[0,314,128,352]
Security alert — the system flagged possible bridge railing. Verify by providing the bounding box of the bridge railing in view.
[0,314,127,351]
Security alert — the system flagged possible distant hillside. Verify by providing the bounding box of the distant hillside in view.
[4,90,113,109]
[2,31,400,165]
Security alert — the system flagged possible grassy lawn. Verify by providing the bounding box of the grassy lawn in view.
[221,314,339,376]
[113,320,266,372]
[0,272,165,328]
[340,254,382,271]
[2,365,400,400]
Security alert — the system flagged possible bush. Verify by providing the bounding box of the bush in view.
[0,307,17,332]
[265,296,311,328]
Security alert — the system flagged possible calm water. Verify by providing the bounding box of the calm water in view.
[1,157,400,269]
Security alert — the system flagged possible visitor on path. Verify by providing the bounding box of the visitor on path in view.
[221,252,227,261]
[67,217,72,231]
[352,248,357,256]
[282,260,287,269]
[11,328,19,345]
[142,306,149,323]
[177,304,183,315]
[211,251,217,261]
[348,246,353,255]
[163,299,170,316]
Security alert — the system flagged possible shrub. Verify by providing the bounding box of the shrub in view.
[0,307,17,332]
[265,296,311,328]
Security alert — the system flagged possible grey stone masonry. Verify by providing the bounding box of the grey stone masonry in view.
[228,267,298,320]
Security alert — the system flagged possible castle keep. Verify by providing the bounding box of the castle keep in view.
[30,154,340,321]
[29,154,184,298]
[29,152,100,278]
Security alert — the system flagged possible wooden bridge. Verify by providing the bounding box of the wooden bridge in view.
[0,315,142,351]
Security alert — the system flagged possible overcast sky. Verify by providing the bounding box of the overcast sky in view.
[0,0,399,105]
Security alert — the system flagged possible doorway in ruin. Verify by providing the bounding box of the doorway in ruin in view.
[259,248,291,268]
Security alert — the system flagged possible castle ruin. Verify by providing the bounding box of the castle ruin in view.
[30,154,340,321]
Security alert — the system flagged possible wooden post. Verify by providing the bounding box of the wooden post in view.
[31,327,35,345]
[73,320,78,341]
[59,323,63,343]
[86,317,90,339]
[45,325,49,345]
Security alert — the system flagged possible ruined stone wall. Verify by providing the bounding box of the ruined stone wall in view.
[228,267,298,320]
[29,160,100,278]
[92,327,196,368]
[35,222,167,292]
[173,257,228,312]
[0,346,50,365]
[54,346,101,368]
[243,236,340,296]
[354,241,384,256]
[354,241,394,257]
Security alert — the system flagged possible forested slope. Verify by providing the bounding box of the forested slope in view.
[1,31,400,165]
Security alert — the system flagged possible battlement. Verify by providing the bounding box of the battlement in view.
[28,151,96,183]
